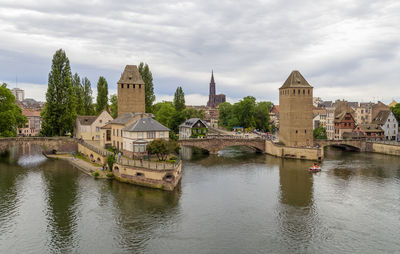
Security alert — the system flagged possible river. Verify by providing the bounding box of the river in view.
[0,145,399,253]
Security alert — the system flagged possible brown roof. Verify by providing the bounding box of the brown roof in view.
[372,110,391,125]
[118,65,145,85]
[77,116,97,125]
[270,105,280,113]
[357,124,383,133]
[280,70,312,89]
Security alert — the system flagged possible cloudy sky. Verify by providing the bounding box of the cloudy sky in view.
[1,0,399,105]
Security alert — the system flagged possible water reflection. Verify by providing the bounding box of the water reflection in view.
[108,181,181,252]
[41,160,80,253]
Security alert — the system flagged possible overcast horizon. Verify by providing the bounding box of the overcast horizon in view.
[1,1,399,105]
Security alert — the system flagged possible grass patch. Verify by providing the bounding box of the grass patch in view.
[75,153,102,167]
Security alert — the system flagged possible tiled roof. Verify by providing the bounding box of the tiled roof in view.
[122,117,169,132]
[372,110,391,125]
[109,112,152,125]
[118,65,145,85]
[179,118,209,128]
[22,109,41,117]
[77,116,97,125]
[280,70,312,89]
[357,124,383,133]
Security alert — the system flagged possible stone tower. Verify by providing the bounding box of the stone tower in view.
[117,65,145,116]
[279,70,313,147]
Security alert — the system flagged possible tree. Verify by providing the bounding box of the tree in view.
[72,73,85,115]
[138,62,155,113]
[254,101,273,131]
[173,86,185,112]
[313,126,327,140]
[218,102,233,129]
[146,139,180,161]
[154,101,176,129]
[233,96,256,128]
[96,76,108,114]
[391,103,400,123]
[0,83,27,137]
[82,77,95,115]
[41,49,76,136]
[184,107,205,120]
[109,94,118,118]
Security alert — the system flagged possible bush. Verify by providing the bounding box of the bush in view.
[106,172,114,178]
[107,155,116,171]
[93,171,100,178]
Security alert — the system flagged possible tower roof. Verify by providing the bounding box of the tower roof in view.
[118,65,145,85]
[280,70,312,89]
[210,70,215,84]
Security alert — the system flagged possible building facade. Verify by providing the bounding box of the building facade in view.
[117,65,146,116]
[372,110,398,140]
[334,111,355,140]
[122,117,170,157]
[75,110,113,141]
[179,118,209,139]
[355,102,373,125]
[325,106,335,140]
[11,88,24,101]
[353,124,384,141]
[278,70,313,147]
[207,71,226,108]
[18,109,41,136]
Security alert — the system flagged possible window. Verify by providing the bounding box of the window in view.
[308,89,310,95]
[133,84,135,88]
[296,130,298,134]
[303,89,305,95]
[121,84,124,88]
[139,85,142,89]
[304,129,307,133]
[117,129,119,136]
[96,135,100,139]
[113,129,115,136]
[138,132,143,138]
[96,127,100,132]
[127,84,129,88]
[159,132,164,138]
[147,131,155,139]
[81,126,86,132]
[293,89,295,94]
[99,120,102,123]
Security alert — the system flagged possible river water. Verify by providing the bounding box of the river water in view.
[0,145,399,254]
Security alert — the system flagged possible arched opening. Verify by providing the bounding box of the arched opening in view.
[163,173,175,182]
[96,157,101,163]
[90,154,94,161]
[136,172,144,177]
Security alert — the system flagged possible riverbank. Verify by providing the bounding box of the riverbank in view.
[44,154,111,179]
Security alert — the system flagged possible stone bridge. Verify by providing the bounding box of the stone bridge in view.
[178,137,266,154]
[0,137,78,153]
[313,139,367,151]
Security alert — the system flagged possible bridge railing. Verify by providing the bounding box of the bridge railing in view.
[179,135,273,140]
[78,140,113,157]
[370,140,400,146]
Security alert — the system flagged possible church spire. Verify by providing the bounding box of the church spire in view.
[210,70,215,85]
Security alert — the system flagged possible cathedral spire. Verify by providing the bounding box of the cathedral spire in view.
[210,70,215,85]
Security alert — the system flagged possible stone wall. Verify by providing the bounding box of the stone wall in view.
[371,143,400,156]
[265,140,323,161]
[77,143,108,165]
[0,137,77,153]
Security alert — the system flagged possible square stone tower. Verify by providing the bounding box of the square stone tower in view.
[279,70,313,147]
[117,65,146,116]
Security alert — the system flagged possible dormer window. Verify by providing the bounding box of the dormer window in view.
[121,84,124,88]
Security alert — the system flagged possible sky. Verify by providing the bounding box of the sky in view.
[1,0,399,105]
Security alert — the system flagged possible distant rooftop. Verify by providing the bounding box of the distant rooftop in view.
[123,117,169,132]
[118,65,145,85]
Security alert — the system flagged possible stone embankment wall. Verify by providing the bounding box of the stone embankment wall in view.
[371,142,400,156]
[265,140,323,161]
[78,143,109,165]
[0,137,77,153]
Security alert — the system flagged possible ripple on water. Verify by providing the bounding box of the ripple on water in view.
[17,154,47,167]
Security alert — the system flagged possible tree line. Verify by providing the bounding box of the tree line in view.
[0,83,27,137]
[218,96,274,132]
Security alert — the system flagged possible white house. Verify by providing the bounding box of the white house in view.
[122,117,169,157]
[372,110,398,141]
[75,110,113,141]
[179,118,209,139]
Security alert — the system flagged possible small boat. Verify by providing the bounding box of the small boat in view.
[309,163,321,173]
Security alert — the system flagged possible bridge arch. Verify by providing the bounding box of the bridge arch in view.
[314,139,364,152]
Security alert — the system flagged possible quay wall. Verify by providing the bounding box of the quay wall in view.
[371,142,400,156]
[265,140,323,161]
[78,143,108,165]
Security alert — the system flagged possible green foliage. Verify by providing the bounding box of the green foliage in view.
[96,76,108,114]
[190,127,208,138]
[107,154,116,171]
[154,101,176,128]
[109,94,118,118]
[170,111,185,133]
[138,62,156,113]
[0,83,27,137]
[41,49,76,136]
[184,107,205,119]
[93,171,100,178]
[72,73,85,115]
[391,103,400,124]
[313,126,327,140]
[169,130,178,141]
[146,139,180,161]
[106,172,114,178]
[82,77,95,115]
[173,86,185,112]
[218,97,273,131]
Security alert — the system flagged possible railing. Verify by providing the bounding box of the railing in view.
[117,157,181,171]
[0,136,74,141]
[78,140,113,157]
[179,135,273,140]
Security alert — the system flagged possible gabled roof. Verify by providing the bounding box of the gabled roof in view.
[334,111,354,123]
[270,105,279,113]
[122,117,169,132]
[357,124,383,133]
[280,70,312,89]
[179,118,209,128]
[118,65,145,85]
[372,110,391,125]
[77,116,97,125]
[109,112,153,125]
